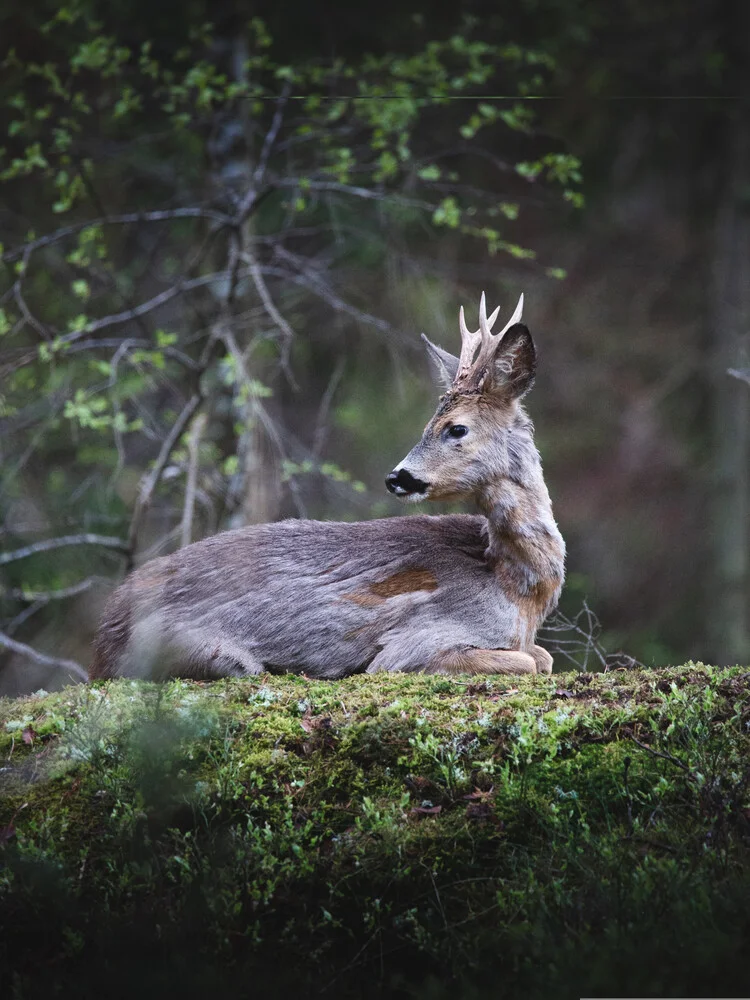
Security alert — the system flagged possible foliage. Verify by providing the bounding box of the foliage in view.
[0,5,580,683]
[1,664,750,997]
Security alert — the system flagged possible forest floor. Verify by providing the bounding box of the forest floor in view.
[1,665,750,999]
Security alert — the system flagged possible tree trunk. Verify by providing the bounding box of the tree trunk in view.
[709,96,750,664]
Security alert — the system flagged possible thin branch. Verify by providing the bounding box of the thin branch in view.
[252,80,292,189]
[246,251,298,387]
[127,393,202,565]
[57,270,235,348]
[274,178,434,213]
[258,263,399,339]
[4,599,46,635]
[179,411,207,548]
[1,208,233,264]
[627,735,692,774]
[1,577,101,603]
[0,630,87,682]
[14,251,52,342]
[65,338,201,371]
[235,185,276,228]
[0,534,129,566]
[312,356,345,459]
[108,339,136,486]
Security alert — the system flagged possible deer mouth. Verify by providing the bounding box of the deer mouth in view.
[385,468,430,499]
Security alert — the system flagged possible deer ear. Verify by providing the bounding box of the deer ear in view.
[488,323,536,399]
[421,333,459,389]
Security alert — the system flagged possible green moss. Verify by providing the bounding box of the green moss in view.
[1,664,750,998]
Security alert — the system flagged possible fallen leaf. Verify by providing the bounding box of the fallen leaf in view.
[411,805,442,818]
[22,726,37,745]
[300,713,332,733]
[464,787,495,801]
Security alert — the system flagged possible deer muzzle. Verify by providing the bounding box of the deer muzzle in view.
[385,468,430,498]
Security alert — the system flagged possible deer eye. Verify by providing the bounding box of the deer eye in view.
[446,424,468,439]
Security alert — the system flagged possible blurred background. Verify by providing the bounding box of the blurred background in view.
[1,0,748,694]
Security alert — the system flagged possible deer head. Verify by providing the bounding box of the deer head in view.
[385,292,537,502]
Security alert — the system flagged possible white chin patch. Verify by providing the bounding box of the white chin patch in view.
[404,491,429,503]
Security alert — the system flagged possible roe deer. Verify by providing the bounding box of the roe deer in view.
[90,293,565,680]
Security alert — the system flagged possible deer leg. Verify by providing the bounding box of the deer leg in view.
[425,647,537,676]
[531,644,553,675]
[167,632,265,679]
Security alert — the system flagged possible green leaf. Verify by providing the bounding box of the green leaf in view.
[432,197,460,229]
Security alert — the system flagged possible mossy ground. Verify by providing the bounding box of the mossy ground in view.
[1,665,750,999]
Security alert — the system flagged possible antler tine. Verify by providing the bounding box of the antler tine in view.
[478,291,501,354]
[458,304,480,371]
[454,292,523,388]
[494,292,524,340]
[478,292,501,332]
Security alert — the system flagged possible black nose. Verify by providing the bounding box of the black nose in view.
[385,468,430,496]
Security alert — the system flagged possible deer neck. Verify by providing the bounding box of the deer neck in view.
[476,449,565,626]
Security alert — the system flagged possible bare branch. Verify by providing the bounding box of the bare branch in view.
[252,80,292,189]
[246,251,297,387]
[1,577,102,603]
[57,270,235,347]
[274,178,434,213]
[627,735,692,774]
[0,534,129,566]
[108,339,136,486]
[180,411,207,548]
[312,356,345,459]
[1,208,233,265]
[4,599,46,635]
[259,262,399,339]
[127,393,203,564]
[0,630,87,682]
[65,338,201,371]
[14,252,52,342]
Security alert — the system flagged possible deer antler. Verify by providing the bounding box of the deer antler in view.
[454,291,524,390]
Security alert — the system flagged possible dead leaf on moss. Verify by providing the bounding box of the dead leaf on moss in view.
[300,713,332,734]
[411,805,442,818]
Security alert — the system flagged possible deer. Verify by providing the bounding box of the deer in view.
[89,292,565,681]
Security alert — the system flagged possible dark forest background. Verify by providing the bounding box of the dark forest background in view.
[1,0,749,693]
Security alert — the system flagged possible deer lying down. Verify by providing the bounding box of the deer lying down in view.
[90,293,565,681]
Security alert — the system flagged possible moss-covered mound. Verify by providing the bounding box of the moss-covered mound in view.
[1,665,750,999]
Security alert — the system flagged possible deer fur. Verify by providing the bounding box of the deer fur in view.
[90,293,565,680]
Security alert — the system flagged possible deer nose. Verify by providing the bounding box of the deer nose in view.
[385,471,402,494]
[385,468,429,496]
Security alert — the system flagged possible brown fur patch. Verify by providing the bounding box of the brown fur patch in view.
[489,498,564,629]
[517,577,562,622]
[369,568,438,598]
[426,647,537,676]
[341,591,383,608]
[342,568,438,608]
